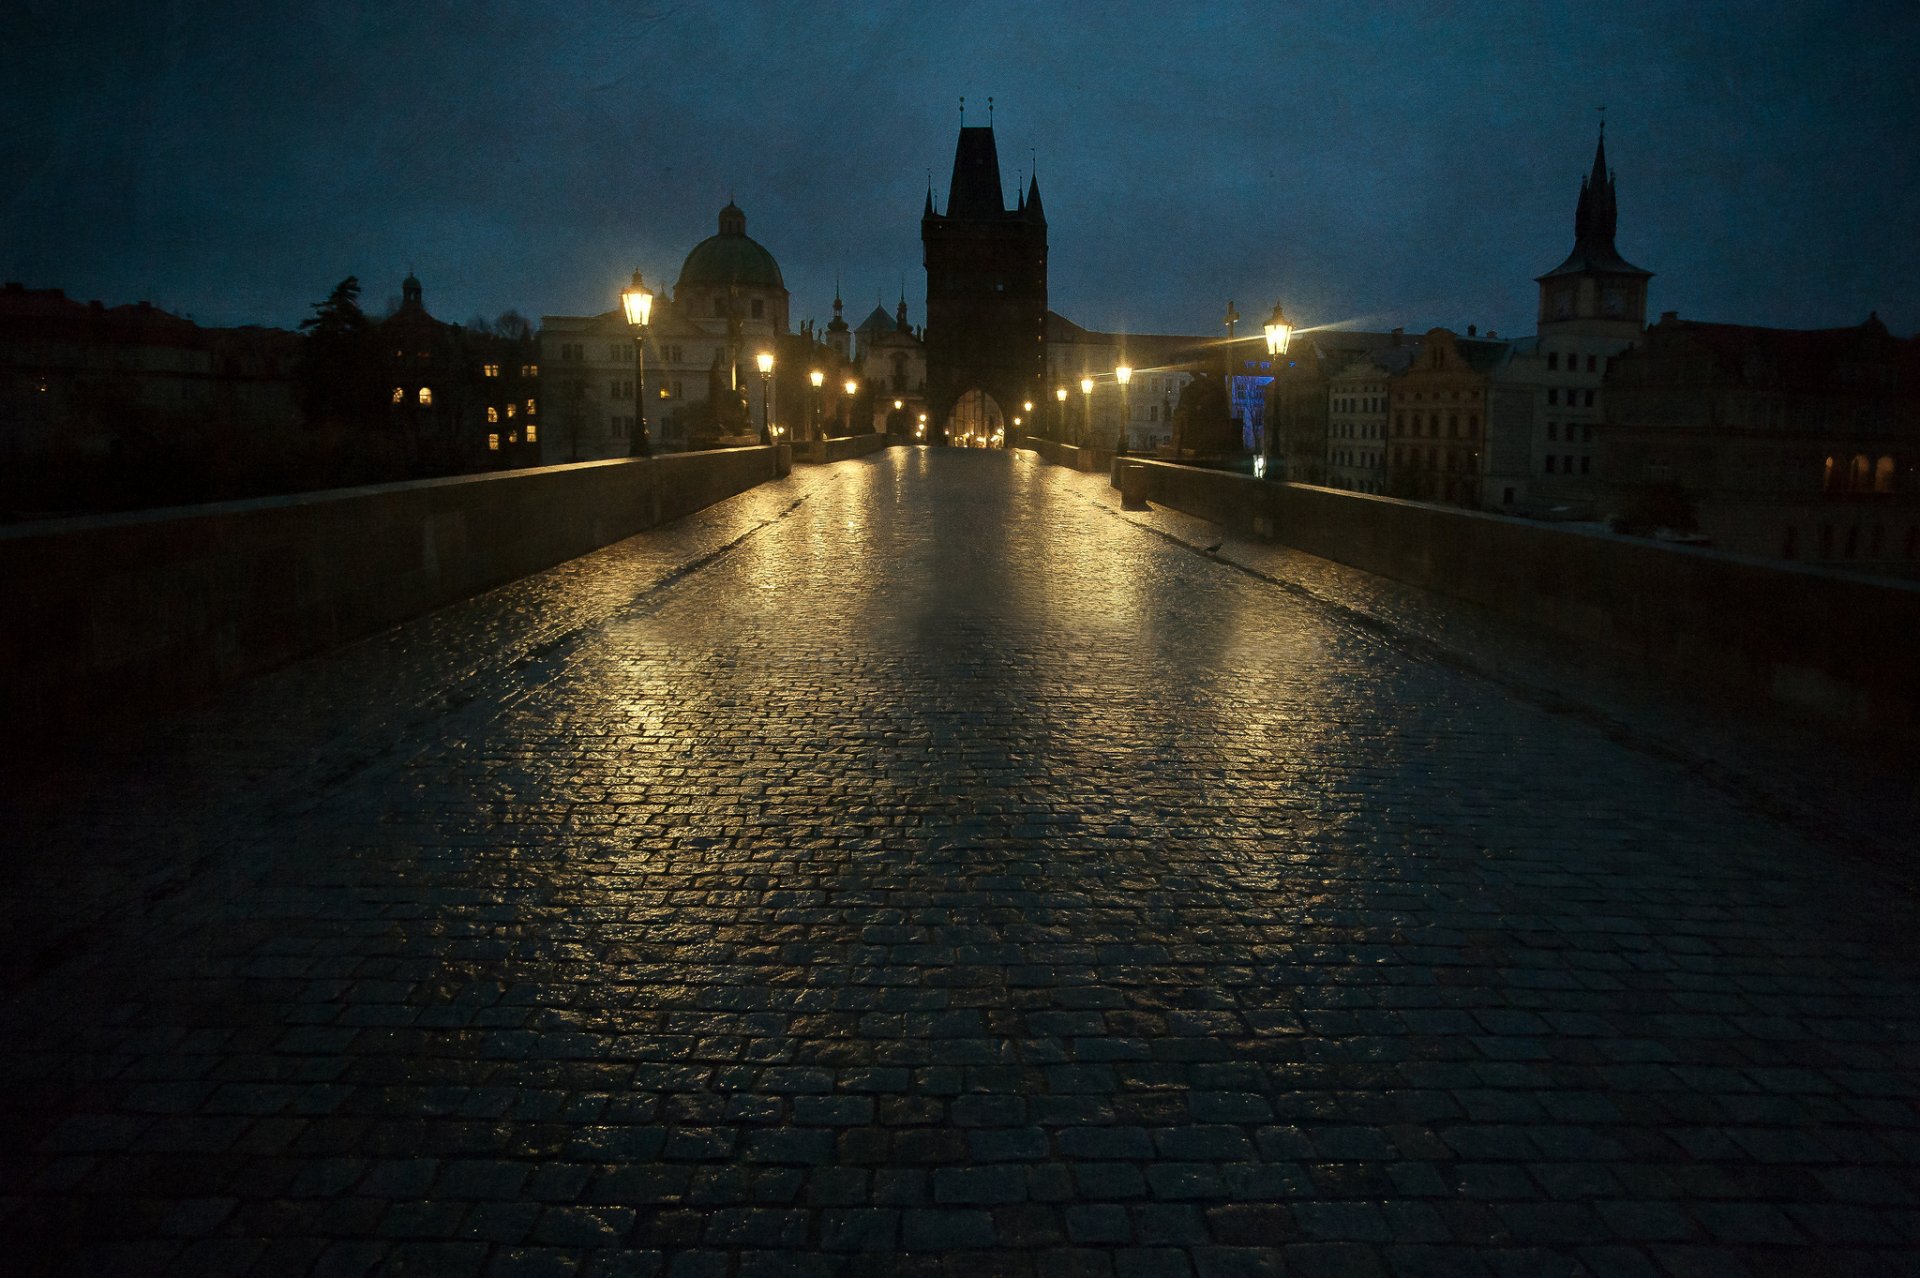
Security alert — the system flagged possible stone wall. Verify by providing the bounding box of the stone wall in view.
[1110,458,1920,739]
[802,434,892,464]
[1,446,788,735]
[1021,437,1115,473]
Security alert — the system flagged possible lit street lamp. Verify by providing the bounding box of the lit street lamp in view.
[809,368,824,442]
[1115,364,1132,453]
[1055,386,1068,440]
[1079,376,1094,446]
[1262,302,1292,479]
[843,378,858,435]
[756,350,775,445]
[620,270,654,456]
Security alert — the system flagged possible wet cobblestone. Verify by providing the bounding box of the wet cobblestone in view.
[2,448,1918,1275]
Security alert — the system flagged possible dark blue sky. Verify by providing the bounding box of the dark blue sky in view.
[4,1,1916,338]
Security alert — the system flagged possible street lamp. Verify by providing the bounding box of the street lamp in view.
[1079,376,1094,446]
[756,350,775,445]
[1055,386,1068,441]
[809,368,824,443]
[1115,363,1132,453]
[1262,303,1291,479]
[620,270,654,456]
[843,378,858,435]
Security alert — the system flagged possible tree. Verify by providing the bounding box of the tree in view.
[493,311,533,342]
[298,277,379,429]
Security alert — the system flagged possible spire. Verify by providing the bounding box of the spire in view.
[946,124,1007,219]
[1586,125,1617,245]
[1026,172,1045,222]
[896,283,909,332]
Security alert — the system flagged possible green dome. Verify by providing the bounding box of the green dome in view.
[676,203,785,291]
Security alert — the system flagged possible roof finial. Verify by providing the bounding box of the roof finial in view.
[959,95,965,125]
[1597,104,1606,136]
[988,96,994,126]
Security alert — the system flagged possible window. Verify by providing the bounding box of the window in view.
[1547,388,1559,406]
[1584,390,1595,407]
[750,299,765,319]
[418,387,432,405]
[523,364,538,377]
[487,406,499,423]
[392,386,404,403]
[506,403,516,418]
[488,433,500,451]
[1545,455,1556,473]
[526,398,536,414]
[483,363,500,377]
[1583,425,1593,443]
[1580,456,1591,475]
[526,424,537,443]
[1547,352,1559,371]
[671,378,684,399]
[1875,456,1896,493]
[1586,355,1597,373]
[1547,421,1558,441]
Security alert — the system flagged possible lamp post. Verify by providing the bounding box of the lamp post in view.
[1262,302,1292,479]
[1055,386,1068,441]
[916,411,927,442]
[1115,364,1132,453]
[808,368,823,443]
[843,378,858,435]
[1079,376,1094,446]
[620,270,654,456]
[756,350,774,445]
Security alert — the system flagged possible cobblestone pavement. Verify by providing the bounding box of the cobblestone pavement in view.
[3,448,1918,1277]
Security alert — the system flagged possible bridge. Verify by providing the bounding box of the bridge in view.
[3,447,1917,1275]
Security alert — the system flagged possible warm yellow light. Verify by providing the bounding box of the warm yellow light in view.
[487,406,498,423]
[809,368,824,388]
[918,412,927,422]
[1264,302,1292,355]
[418,386,432,405]
[893,398,903,410]
[1079,377,1094,395]
[844,379,858,396]
[1116,364,1132,385]
[1023,400,1033,412]
[1056,387,1068,402]
[1012,416,1022,427]
[526,424,537,442]
[756,350,774,375]
[620,270,653,328]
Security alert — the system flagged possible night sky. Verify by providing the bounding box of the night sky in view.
[4,1,1916,339]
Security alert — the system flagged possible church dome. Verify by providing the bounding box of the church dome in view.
[677,203,785,291]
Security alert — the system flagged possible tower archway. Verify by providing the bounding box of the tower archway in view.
[944,389,1006,447]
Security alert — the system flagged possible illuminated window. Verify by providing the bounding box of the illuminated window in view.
[1875,456,1896,493]
[526,398,536,414]
[483,363,500,377]
[488,433,499,450]
[526,424,537,442]
[522,364,537,377]
[419,387,433,405]
[487,406,498,423]
[392,386,404,403]
[509,431,518,444]
[506,403,516,418]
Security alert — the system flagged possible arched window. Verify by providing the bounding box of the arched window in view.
[487,406,498,423]
[1850,454,1870,490]
[418,387,432,405]
[1824,456,1837,491]
[1874,456,1896,493]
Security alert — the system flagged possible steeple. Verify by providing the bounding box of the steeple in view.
[896,288,909,333]
[827,282,848,334]
[401,272,423,310]
[946,126,1007,219]
[1536,123,1651,331]
[1026,173,1045,223]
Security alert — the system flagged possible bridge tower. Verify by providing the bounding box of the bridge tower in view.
[921,118,1047,446]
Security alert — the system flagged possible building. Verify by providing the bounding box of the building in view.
[922,122,1048,446]
[1326,344,1418,494]
[1384,328,1510,505]
[853,295,927,436]
[539,202,791,462]
[1266,331,1422,485]
[373,274,540,471]
[1600,312,1920,575]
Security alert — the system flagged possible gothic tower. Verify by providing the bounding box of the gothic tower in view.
[922,121,1048,446]
[1535,126,1653,337]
